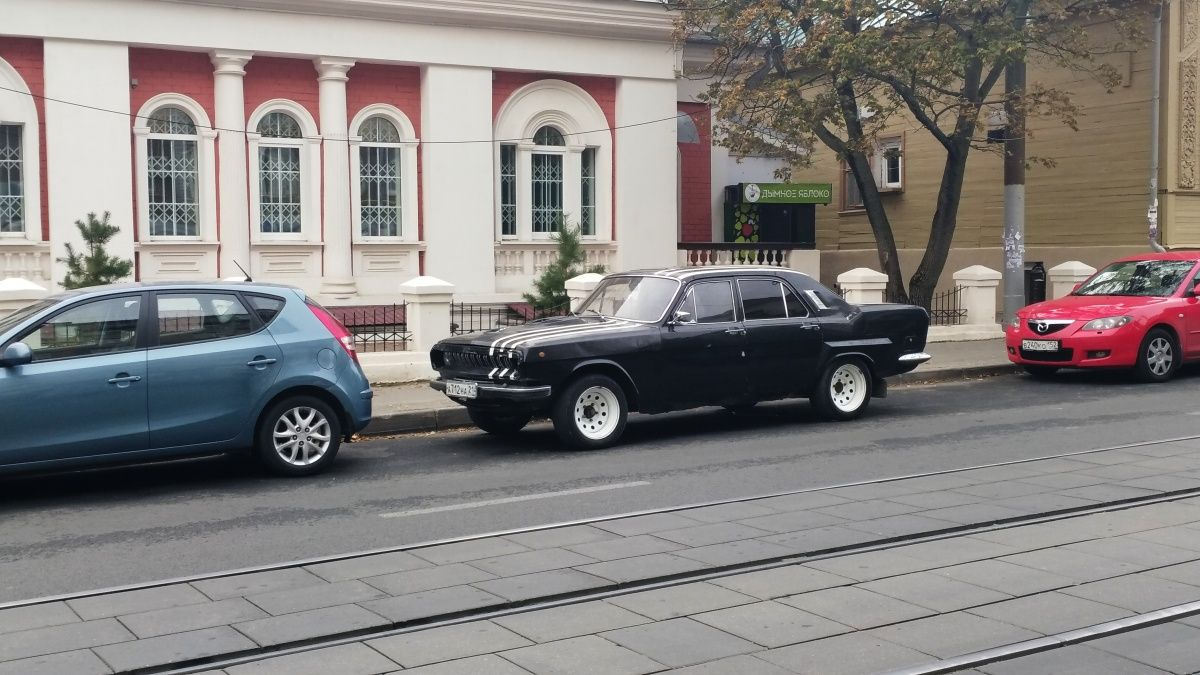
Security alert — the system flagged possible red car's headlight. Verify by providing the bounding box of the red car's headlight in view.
[1081,316,1131,331]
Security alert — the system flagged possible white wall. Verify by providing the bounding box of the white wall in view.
[43,40,134,288]
[421,65,497,299]
[615,77,679,272]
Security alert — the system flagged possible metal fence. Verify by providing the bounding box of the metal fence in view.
[832,284,966,326]
[450,301,571,335]
[330,303,412,352]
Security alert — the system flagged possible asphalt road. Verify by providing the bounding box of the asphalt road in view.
[3,368,1200,603]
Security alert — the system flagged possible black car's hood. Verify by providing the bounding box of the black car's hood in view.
[437,315,654,355]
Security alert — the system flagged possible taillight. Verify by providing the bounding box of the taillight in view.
[305,300,359,363]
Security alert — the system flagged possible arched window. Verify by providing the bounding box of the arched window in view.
[257,112,304,234]
[494,80,612,242]
[145,107,199,237]
[0,124,21,234]
[358,116,402,238]
[531,125,565,234]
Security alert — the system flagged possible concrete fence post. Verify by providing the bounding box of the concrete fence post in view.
[836,267,887,305]
[399,276,455,352]
[952,265,1003,326]
[0,277,49,319]
[565,273,604,312]
[785,249,821,279]
[1048,260,1096,299]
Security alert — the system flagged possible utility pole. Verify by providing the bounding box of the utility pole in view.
[1002,1,1031,324]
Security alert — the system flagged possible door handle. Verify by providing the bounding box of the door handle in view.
[725,327,747,336]
[246,358,278,367]
[800,324,820,331]
[107,374,142,384]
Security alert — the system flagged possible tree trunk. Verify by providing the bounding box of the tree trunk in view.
[909,137,971,309]
[847,151,907,303]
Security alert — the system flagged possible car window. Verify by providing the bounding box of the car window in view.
[157,293,255,346]
[246,294,286,324]
[0,298,56,337]
[20,296,141,361]
[739,279,787,321]
[691,281,736,323]
[783,284,809,318]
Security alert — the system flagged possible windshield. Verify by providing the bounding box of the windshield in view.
[576,276,679,322]
[0,299,55,338]
[1074,260,1198,297]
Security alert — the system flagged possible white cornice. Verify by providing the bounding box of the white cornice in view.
[160,0,674,42]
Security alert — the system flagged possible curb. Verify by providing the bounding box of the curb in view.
[359,364,1019,438]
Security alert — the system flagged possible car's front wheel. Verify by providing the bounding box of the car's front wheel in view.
[468,408,532,436]
[552,374,629,449]
[1135,328,1179,383]
[811,357,871,421]
[256,396,342,476]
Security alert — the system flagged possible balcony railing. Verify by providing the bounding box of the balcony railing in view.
[677,242,810,268]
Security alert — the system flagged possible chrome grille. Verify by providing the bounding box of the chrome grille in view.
[1027,320,1072,336]
[441,348,519,372]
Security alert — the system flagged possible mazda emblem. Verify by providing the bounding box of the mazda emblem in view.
[1036,321,1049,334]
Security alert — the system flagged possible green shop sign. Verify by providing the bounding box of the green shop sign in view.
[740,182,833,205]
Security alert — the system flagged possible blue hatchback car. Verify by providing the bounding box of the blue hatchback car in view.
[0,282,372,476]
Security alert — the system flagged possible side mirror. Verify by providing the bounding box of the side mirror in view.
[669,309,693,326]
[0,342,32,368]
[1191,282,1200,298]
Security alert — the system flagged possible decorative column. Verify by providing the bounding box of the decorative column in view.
[399,276,455,351]
[565,272,603,311]
[1048,261,1096,299]
[315,57,357,300]
[952,265,1003,326]
[211,51,253,279]
[836,267,887,305]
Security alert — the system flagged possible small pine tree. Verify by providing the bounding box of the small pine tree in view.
[523,218,605,312]
[57,212,134,289]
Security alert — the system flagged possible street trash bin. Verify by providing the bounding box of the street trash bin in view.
[1025,262,1046,305]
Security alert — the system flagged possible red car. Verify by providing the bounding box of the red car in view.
[1006,252,1200,382]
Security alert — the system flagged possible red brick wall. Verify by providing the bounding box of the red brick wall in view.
[129,49,215,125]
[243,56,321,128]
[347,64,423,240]
[677,102,712,243]
[0,38,48,241]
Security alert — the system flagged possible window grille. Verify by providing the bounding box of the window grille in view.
[147,107,197,135]
[146,107,199,237]
[581,147,596,236]
[531,153,563,233]
[500,144,516,236]
[259,146,302,233]
[257,112,303,139]
[533,126,564,146]
[0,124,23,233]
[357,117,401,238]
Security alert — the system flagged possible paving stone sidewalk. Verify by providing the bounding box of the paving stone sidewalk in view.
[145,494,1200,675]
[6,437,1200,673]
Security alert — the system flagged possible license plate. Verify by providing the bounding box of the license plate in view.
[445,380,478,399]
[1022,339,1060,352]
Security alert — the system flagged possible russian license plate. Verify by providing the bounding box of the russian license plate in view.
[445,380,478,399]
[1022,339,1060,352]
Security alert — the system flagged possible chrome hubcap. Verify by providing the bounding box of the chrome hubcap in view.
[273,407,331,466]
[574,386,619,440]
[1147,337,1174,376]
[830,363,868,413]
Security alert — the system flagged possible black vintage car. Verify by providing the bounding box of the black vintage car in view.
[430,267,931,448]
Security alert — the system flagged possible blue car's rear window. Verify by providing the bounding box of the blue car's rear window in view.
[245,294,286,325]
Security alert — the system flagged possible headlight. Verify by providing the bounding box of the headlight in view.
[1082,316,1131,331]
[1009,317,1021,330]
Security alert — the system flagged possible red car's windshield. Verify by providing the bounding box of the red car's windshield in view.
[1074,260,1197,297]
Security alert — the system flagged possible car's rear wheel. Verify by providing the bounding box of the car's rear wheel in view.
[1023,365,1059,379]
[256,396,342,476]
[811,357,871,421]
[468,408,532,436]
[1135,328,1179,383]
[552,374,628,449]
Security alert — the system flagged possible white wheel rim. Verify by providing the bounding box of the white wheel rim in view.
[574,386,620,440]
[272,406,331,466]
[830,363,868,413]
[1147,337,1173,376]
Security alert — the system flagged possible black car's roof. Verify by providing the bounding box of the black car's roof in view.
[623,266,806,279]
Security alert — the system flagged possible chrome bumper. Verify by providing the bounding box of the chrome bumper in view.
[898,352,933,364]
[430,379,552,403]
